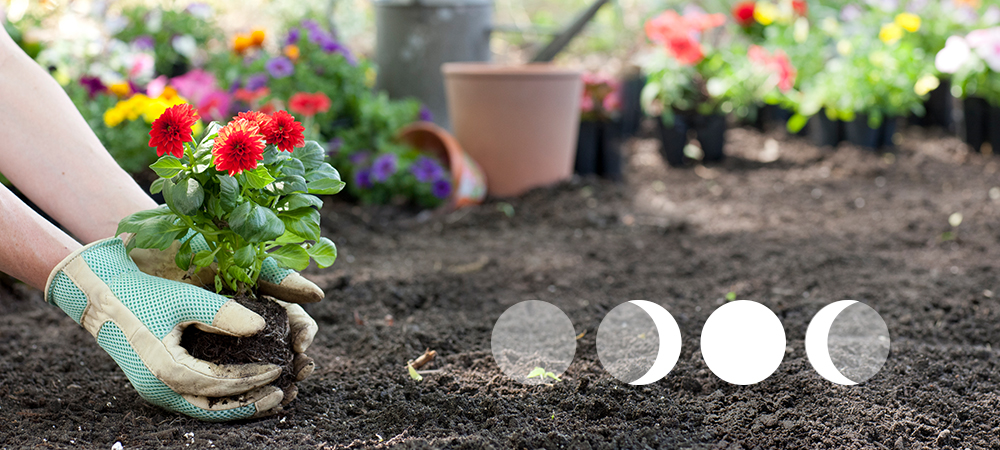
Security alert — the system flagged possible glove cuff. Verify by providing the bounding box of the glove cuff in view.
[44,238,133,307]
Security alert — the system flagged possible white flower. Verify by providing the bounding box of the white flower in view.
[967,28,1000,72]
[172,35,198,61]
[935,36,972,74]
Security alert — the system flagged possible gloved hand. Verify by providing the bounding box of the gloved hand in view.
[45,238,286,421]
[128,232,321,404]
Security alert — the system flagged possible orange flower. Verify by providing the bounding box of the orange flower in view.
[233,34,252,53]
[284,44,300,61]
[250,29,266,47]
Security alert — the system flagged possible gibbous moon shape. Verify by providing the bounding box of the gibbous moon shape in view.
[596,301,682,385]
[806,300,890,385]
[700,300,786,385]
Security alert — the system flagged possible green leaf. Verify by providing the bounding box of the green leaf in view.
[150,156,185,178]
[115,206,187,251]
[292,141,325,170]
[306,237,337,268]
[278,207,320,241]
[269,244,310,271]
[279,158,305,178]
[260,145,288,165]
[787,114,809,133]
[279,193,323,211]
[273,175,308,195]
[306,163,346,194]
[174,238,193,271]
[193,249,217,268]
[227,265,254,285]
[242,167,275,190]
[229,201,285,243]
[166,177,205,216]
[217,174,239,213]
[149,178,166,195]
[233,245,256,268]
[527,367,546,379]
[407,363,423,381]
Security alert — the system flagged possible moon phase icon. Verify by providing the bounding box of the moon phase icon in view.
[700,300,786,385]
[805,300,890,385]
[597,300,681,385]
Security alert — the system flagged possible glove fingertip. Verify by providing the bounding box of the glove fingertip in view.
[250,387,285,418]
[212,300,266,336]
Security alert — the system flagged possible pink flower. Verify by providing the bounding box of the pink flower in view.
[170,69,218,106]
[580,92,595,113]
[967,27,1000,72]
[602,89,622,113]
[748,45,797,92]
[145,75,169,98]
[936,35,972,74]
[197,91,232,122]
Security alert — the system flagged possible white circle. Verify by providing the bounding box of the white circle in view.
[596,300,682,385]
[806,300,890,385]
[805,300,858,385]
[700,300,786,385]
[628,301,682,385]
[491,301,576,385]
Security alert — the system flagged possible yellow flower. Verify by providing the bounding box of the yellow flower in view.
[365,67,377,88]
[233,34,252,53]
[53,68,71,86]
[794,17,809,43]
[108,82,131,98]
[192,120,204,137]
[914,75,940,96]
[754,2,778,26]
[879,23,903,44]
[103,106,126,127]
[250,29,266,47]
[894,13,921,33]
[837,40,853,56]
[284,44,300,61]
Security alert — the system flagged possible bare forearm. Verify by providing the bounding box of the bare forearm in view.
[0,184,80,289]
[0,30,156,243]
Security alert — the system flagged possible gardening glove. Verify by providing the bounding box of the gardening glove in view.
[130,233,324,304]
[128,233,319,392]
[45,237,286,422]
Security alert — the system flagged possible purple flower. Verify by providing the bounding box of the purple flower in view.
[245,73,268,91]
[410,156,444,183]
[349,151,370,165]
[133,35,155,51]
[418,106,434,122]
[308,28,332,45]
[354,168,372,189]
[301,19,322,33]
[840,5,862,21]
[431,179,452,199]
[286,27,300,45]
[265,56,294,78]
[185,3,213,19]
[79,76,106,98]
[372,154,398,182]
[327,138,344,157]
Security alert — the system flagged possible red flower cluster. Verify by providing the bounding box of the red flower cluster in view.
[149,103,200,158]
[288,92,331,117]
[213,118,266,176]
[748,45,797,92]
[234,110,306,153]
[792,0,808,17]
[732,1,756,27]
[645,10,726,65]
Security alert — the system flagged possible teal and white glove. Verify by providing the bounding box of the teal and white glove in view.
[45,238,285,422]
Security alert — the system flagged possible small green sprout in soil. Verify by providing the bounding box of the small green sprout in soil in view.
[725,291,737,301]
[527,367,561,383]
[497,202,515,218]
[407,362,423,381]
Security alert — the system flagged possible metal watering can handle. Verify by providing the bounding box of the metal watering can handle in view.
[530,0,610,63]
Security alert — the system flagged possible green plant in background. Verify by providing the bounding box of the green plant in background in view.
[118,105,341,293]
[113,3,223,77]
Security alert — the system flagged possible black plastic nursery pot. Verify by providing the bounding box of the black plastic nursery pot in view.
[962,96,1000,153]
[914,80,954,131]
[656,112,726,167]
[843,114,897,150]
[809,110,842,147]
[575,120,623,181]
[619,74,646,140]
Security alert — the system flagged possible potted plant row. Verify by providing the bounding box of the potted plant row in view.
[935,27,1000,153]
[576,72,624,181]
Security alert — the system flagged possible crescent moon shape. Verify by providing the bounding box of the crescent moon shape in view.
[805,300,858,386]
[628,300,682,385]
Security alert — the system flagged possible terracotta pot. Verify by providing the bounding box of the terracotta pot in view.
[442,63,582,197]
[397,121,487,209]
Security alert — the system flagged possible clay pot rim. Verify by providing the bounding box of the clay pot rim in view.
[442,62,581,79]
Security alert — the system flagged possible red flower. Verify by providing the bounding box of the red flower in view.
[667,35,705,65]
[792,0,808,17]
[148,103,199,158]
[644,10,724,66]
[288,92,331,117]
[213,118,265,176]
[235,110,272,130]
[262,110,305,152]
[733,1,756,27]
[748,45,797,92]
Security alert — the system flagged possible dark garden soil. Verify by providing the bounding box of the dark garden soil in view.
[4,123,1000,449]
[181,292,296,395]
